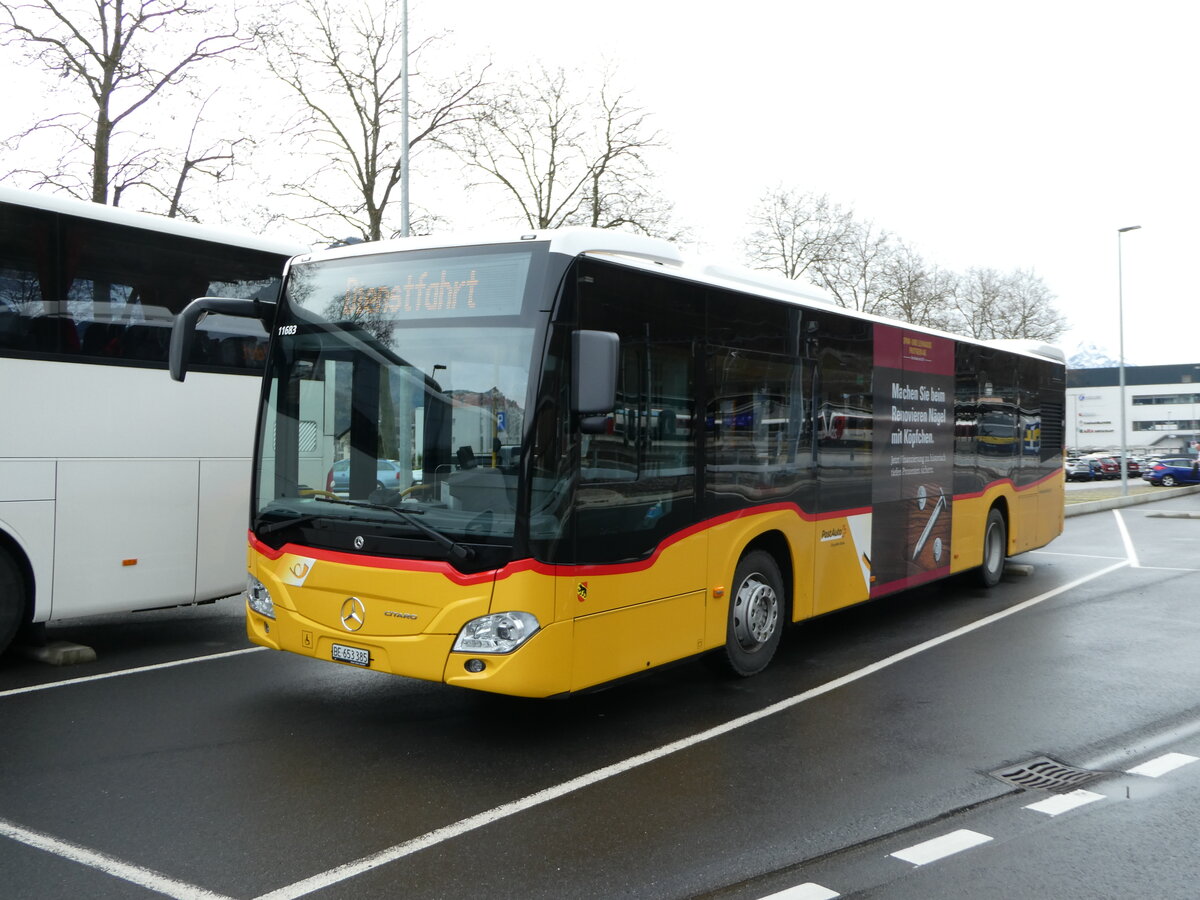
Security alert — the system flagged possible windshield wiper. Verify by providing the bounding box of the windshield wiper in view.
[256,510,326,535]
[313,496,476,561]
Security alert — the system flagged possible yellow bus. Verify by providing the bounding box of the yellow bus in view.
[170,229,1066,697]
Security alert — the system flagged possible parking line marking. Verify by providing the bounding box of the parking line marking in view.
[889,829,992,865]
[0,817,234,900]
[1112,510,1140,568]
[1127,753,1199,778]
[254,560,1129,900]
[1027,551,1128,560]
[1024,789,1106,816]
[759,883,840,899]
[0,647,266,699]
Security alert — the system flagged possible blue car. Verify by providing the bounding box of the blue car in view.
[1142,458,1200,486]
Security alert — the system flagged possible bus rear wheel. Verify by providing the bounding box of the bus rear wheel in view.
[0,548,27,656]
[978,508,1007,588]
[722,550,784,676]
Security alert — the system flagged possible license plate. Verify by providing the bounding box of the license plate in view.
[331,643,370,667]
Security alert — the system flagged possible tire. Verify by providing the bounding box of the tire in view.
[978,507,1007,588]
[1161,474,1177,487]
[0,548,28,657]
[721,550,784,676]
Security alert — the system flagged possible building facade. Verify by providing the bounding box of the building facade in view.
[1068,363,1200,456]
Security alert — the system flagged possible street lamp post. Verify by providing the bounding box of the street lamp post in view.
[1117,225,1141,496]
[399,0,410,237]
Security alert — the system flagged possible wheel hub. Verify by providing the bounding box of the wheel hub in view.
[734,575,778,650]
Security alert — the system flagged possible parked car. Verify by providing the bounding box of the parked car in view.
[1065,458,1096,482]
[1142,458,1200,486]
[1125,458,1141,477]
[1088,456,1120,479]
[326,458,410,494]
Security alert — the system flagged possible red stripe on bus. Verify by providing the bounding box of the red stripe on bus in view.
[247,502,873,584]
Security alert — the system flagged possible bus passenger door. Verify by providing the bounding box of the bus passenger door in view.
[812,352,874,617]
[706,347,818,621]
[567,338,706,689]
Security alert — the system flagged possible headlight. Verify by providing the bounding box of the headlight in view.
[246,574,275,619]
[452,611,539,654]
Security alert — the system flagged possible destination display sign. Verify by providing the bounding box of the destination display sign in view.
[290,250,533,322]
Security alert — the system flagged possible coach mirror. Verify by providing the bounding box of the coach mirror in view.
[169,296,271,382]
[572,329,619,434]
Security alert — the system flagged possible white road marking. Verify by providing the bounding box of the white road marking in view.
[1112,510,1141,567]
[1126,752,1199,778]
[759,883,840,899]
[1024,789,1106,816]
[1027,551,1128,560]
[255,560,1130,900]
[0,647,266,699]
[0,817,234,900]
[889,829,993,866]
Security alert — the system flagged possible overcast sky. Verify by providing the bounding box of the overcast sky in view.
[3,0,1196,367]
[428,0,1198,366]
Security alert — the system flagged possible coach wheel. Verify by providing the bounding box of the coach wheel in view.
[978,507,1007,588]
[1161,474,1177,487]
[0,547,28,657]
[722,550,784,676]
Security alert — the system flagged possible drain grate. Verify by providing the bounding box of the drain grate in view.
[990,756,1105,793]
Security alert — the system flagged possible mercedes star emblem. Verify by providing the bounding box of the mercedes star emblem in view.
[340,597,366,632]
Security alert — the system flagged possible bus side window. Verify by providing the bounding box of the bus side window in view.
[707,348,811,505]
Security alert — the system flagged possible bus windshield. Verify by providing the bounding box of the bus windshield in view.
[252,244,551,563]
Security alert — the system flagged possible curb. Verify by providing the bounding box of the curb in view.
[1064,482,1200,517]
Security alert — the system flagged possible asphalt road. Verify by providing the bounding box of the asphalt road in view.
[2,493,1198,900]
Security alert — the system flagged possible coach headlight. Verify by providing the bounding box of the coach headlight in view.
[246,574,275,619]
[452,612,539,654]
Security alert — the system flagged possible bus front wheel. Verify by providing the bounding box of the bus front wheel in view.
[0,548,28,656]
[722,550,784,676]
[978,508,1007,588]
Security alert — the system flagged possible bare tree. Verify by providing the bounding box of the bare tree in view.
[878,242,958,331]
[742,188,854,281]
[740,188,1067,341]
[1000,268,1067,341]
[161,97,245,219]
[951,267,1004,339]
[952,267,1066,341]
[454,66,682,239]
[1,0,254,206]
[262,0,488,243]
[808,218,901,316]
[742,190,911,320]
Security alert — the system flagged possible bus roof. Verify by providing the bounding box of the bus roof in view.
[0,186,309,259]
[296,226,1066,365]
[299,226,838,308]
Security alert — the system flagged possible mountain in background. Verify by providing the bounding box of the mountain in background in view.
[1067,342,1121,369]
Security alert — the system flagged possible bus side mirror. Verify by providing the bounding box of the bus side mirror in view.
[169,296,273,381]
[572,330,619,434]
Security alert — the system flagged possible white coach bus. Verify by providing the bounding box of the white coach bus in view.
[0,187,306,654]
